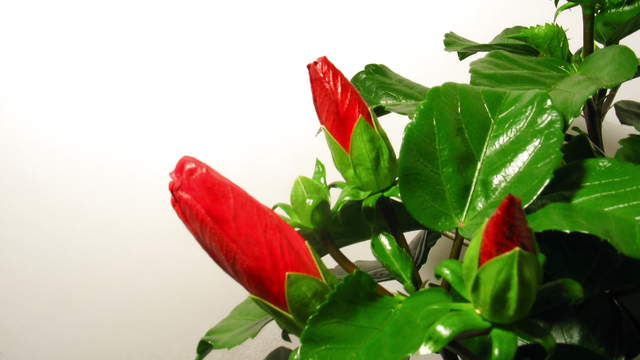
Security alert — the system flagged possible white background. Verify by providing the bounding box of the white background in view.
[1,1,638,359]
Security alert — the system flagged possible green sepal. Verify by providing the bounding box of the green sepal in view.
[195,297,273,359]
[531,278,584,315]
[435,259,470,300]
[285,273,331,324]
[290,176,330,229]
[306,242,338,288]
[371,232,417,293]
[489,328,518,360]
[250,295,304,336]
[462,226,482,295]
[349,117,397,192]
[273,203,304,228]
[419,310,492,355]
[312,158,327,185]
[470,248,541,324]
[324,128,356,183]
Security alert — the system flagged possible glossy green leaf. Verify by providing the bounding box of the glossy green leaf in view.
[264,347,293,360]
[351,64,430,117]
[614,99,640,130]
[489,328,517,360]
[470,45,639,118]
[562,132,599,164]
[301,198,421,256]
[536,231,640,296]
[510,23,571,61]
[616,134,640,164]
[307,243,339,288]
[531,278,584,315]
[312,159,327,185]
[527,158,640,258]
[371,232,416,293]
[419,310,492,355]
[399,83,564,237]
[512,319,556,355]
[299,271,453,360]
[350,118,397,192]
[444,26,538,60]
[536,292,640,358]
[554,2,579,21]
[331,230,440,282]
[470,248,541,324]
[595,1,640,45]
[290,176,330,229]
[195,297,272,359]
[435,259,469,300]
[285,273,330,323]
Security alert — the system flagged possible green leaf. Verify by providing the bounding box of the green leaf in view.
[399,83,564,237]
[527,158,640,258]
[331,230,440,282]
[371,232,417,292]
[555,2,580,21]
[351,64,430,117]
[435,259,469,300]
[285,273,330,323]
[195,297,272,359]
[299,271,453,359]
[470,249,541,324]
[616,134,640,164]
[595,1,640,45]
[614,99,640,130]
[531,278,584,315]
[264,347,293,360]
[470,45,639,118]
[509,23,571,61]
[302,198,421,256]
[290,176,330,229]
[489,328,518,360]
[512,319,556,355]
[419,310,492,354]
[444,26,538,60]
[536,231,640,296]
[562,132,599,164]
[536,292,640,358]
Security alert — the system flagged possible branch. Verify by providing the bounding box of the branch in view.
[319,231,393,296]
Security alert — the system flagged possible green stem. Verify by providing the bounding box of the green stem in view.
[581,4,606,151]
[319,232,392,297]
[441,229,465,291]
[380,197,422,290]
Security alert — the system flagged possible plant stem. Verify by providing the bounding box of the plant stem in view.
[380,197,422,290]
[319,232,393,296]
[440,348,459,360]
[581,3,606,150]
[441,229,465,291]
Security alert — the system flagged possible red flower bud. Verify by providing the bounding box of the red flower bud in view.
[170,156,323,312]
[307,56,374,151]
[479,194,534,267]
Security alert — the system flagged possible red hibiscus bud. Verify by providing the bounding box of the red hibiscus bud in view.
[307,56,374,152]
[170,156,323,312]
[479,194,534,267]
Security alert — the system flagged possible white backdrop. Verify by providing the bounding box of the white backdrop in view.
[1,1,638,359]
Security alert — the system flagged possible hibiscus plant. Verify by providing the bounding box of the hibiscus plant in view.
[169,1,640,359]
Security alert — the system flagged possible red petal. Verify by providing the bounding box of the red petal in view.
[479,194,534,267]
[307,56,373,151]
[170,156,322,312]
